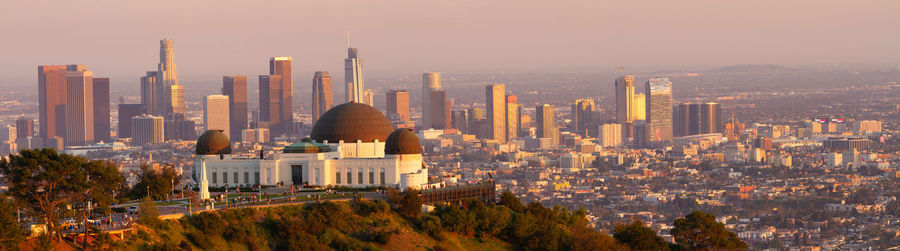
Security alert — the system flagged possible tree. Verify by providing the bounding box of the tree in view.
[671,211,747,250]
[0,193,23,249]
[137,196,161,228]
[613,220,670,250]
[396,189,423,218]
[130,165,182,200]
[499,191,525,213]
[0,149,123,241]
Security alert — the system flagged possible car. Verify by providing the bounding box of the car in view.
[127,206,139,213]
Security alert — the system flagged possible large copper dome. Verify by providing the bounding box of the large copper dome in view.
[385,128,422,154]
[196,130,232,155]
[310,102,395,143]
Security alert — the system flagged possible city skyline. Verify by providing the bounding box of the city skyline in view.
[2,2,900,249]
[2,1,899,87]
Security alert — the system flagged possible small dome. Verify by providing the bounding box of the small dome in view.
[310,102,395,143]
[385,128,422,154]
[284,139,332,153]
[196,130,231,155]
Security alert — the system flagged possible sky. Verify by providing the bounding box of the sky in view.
[1,0,899,87]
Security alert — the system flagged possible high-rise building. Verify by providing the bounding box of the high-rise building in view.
[311,71,333,124]
[204,95,230,137]
[344,47,364,103]
[451,110,468,133]
[485,84,506,143]
[270,57,293,136]
[506,95,520,140]
[675,102,720,137]
[571,99,595,136]
[386,89,410,122]
[164,114,195,141]
[615,75,635,123]
[422,72,441,128]
[132,115,164,146]
[632,93,646,121]
[258,74,285,138]
[1,125,16,154]
[536,104,558,145]
[65,69,94,146]
[599,123,623,147]
[38,65,68,141]
[674,103,693,137]
[15,117,34,139]
[428,90,450,129]
[140,71,158,115]
[93,77,111,142]
[156,38,183,116]
[117,104,146,139]
[645,78,673,143]
[222,76,248,140]
[364,89,374,107]
[700,102,721,134]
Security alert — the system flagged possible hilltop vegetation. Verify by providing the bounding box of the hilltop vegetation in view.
[103,191,744,251]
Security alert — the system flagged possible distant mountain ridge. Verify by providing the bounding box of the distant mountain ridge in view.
[708,64,793,73]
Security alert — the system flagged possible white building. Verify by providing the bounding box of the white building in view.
[194,103,428,193]
[599,123,622,147]
[203,94,230,137]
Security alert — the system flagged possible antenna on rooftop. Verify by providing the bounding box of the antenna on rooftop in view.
[617,65,624,78]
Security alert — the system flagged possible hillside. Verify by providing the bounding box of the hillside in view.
[79,191,743,250]
[104,194,623,250]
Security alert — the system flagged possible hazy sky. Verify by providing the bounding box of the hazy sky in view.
[2,0,898,86]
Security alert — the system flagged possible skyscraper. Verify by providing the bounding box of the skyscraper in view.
[65,68,94,146]
[632,93,646,121]
[93,77,111,142]
[422,72,441,128]
[312,71,333,124]
[599,123,623,147]
[429,90,450,129]
[15,118,34,139]
[117,104,145,138]
[222,76,248,140]
[536,104,558,145]
[344,47,364,103]
[700,102,721,134]
[38,65,68,141]
[140,71,158,115]
[132,115,164,146]
[386,89,410,122]
[485,84,506,143]
[164,114,195,141]
[615,75,635,123]
[645,78,673,143]
[451,110,468,133]
[364,89,374,107]
[259,75,282,137]
[156,38,183,116]
[270,57,293,136]
[204,95,230,137]
[506,95,520,140]
[572,99,595,136]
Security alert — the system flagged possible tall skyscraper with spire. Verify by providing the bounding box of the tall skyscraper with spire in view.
[311,71,333,124]
[156,38,184,116]
[344,47,364,103]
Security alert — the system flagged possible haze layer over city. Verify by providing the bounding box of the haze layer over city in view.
[1,1,899,250]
